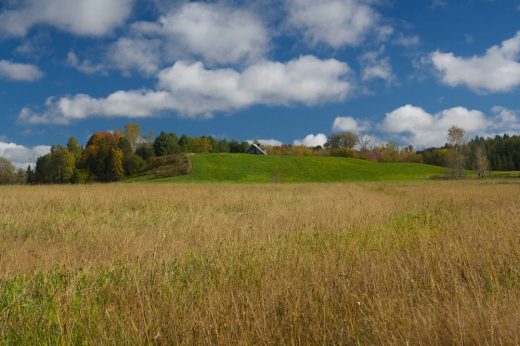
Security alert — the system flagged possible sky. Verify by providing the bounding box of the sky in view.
[1,0,520,167]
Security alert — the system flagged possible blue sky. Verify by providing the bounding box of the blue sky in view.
[1,0,520,167]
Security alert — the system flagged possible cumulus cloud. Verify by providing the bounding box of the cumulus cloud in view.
[490,106,520,134]
[20,55,353,124]
[287,0,380,48]
[0,60,43,82]
[293,133,328,147]
[327,105,520,149]
[249,139,284,147]
[122,2,268,68]
[19,90,175,124]
[359,49,395,83]
[0,142,50,169]
[159,2,268,64]
[379,104,515,148]
[332,116,370,133]
[431,31,520,92]
[0,0,133,37]
[73,2,269,76]
[107,38,162,75]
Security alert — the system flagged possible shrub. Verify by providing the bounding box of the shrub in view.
[330,148,356,158]
[124,156,147,176]
[147,154,191,178]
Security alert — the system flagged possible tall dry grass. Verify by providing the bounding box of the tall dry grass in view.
[1,181,520,344]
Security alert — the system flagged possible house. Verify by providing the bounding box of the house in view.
[246,143,268,155]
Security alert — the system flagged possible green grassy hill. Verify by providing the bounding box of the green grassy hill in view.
[126,154,446,183]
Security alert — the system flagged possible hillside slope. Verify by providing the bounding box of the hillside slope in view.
[126,154,446,183]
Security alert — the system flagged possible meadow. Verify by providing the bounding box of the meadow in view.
[1,181,520,344]
[126,153,446,183]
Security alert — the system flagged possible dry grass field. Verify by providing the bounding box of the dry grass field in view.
[1,181,520,344]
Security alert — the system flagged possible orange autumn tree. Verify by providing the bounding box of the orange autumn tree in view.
[83,131,125,182]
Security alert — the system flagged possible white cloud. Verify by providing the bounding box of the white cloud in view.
[249,139,284,147]
[0,60,42,82]
[332,116,370,133]
[73,2,270,76]
[380,104,490,147]
[359,49,395,83]
[13,31,52,57]
[431,31,520,92]
[19,90,175,125]
[393,34,421,48]
[0,0,133,37]
[287,0,380,48]
[377,26,394,42]
[490,106,520,134]
[107,37,162,75]
[293,133,328,147]
[66,52,105,75]
[0,142,50,169]
[20,55,353,123]
[131,2,268,66]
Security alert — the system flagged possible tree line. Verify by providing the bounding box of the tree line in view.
[3,123,520,185]
[23,124,255,184]
[420,130,520,177]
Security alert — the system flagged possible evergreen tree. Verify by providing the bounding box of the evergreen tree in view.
[26,165,35,184]
[179,134,192,153]
[154,132,181,156]
[135,144,155,160]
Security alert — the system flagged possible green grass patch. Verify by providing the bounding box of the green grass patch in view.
[125,154,446,183]
[491,171,520,177]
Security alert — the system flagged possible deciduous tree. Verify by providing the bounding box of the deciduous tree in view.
[0,157,16,184]
[447,126,467,179]
[124,123,141,152]
[325,132,359,150]
[67,137,83,164]
[475,146,490,178]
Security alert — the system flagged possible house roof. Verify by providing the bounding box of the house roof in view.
[247,143,268,155]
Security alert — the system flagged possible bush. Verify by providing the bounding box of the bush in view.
[147,154,191,178]
[330,148,356,158]
[401,152,423,163]
[135,144,156,160]
[70,169,91,184]
[124,156,147,176]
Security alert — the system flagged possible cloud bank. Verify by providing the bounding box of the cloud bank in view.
[432,31,520,93]
[20,55,353,124]
[380,104,520,147]
[0,142,50,169]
